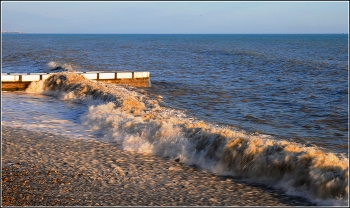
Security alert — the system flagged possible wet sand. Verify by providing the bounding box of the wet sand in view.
[2,126,316,206]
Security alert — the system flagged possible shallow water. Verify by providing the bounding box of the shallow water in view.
[1,92,104,140]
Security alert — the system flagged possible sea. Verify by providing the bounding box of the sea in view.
[1,34,349,206]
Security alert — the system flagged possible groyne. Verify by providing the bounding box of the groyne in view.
[1,71,150,91]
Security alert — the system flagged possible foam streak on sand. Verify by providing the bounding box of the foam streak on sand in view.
[24,72,348,205]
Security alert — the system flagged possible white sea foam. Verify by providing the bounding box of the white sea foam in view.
[23,72,349,206]
[2,89,104,140]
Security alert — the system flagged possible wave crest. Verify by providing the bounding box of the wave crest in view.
[46,61,77,72]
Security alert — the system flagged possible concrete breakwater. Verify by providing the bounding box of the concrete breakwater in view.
[1,71,150,91]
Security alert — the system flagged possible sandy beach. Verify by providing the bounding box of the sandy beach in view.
[2,125,316,206]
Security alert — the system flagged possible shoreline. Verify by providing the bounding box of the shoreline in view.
[2,126,316,206]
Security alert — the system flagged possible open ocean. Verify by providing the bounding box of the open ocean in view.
[1,34,349,206]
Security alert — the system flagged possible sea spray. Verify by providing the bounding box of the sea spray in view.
[25,80,45,93]
[26,72,349,203]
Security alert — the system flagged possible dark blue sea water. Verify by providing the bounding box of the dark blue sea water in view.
[2,34,348,154]
[1,34,349,205]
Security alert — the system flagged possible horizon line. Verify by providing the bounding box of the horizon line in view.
[2,32,348,35]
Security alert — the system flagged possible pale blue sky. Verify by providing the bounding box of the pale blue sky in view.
[1,1,348,34]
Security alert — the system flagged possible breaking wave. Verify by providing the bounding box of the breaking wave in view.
[46,61,78,72]
[25,72,348,205]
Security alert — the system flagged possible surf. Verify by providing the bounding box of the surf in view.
[25,71,349,205]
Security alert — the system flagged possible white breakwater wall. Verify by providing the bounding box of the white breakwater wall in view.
[1,71,150,91]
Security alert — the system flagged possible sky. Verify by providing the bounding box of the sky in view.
[1,1,349,34]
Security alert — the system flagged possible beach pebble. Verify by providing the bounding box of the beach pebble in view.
[2,126,316,206]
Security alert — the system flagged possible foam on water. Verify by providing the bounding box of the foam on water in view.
[1,91,101,140]
[24,72,349,205]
